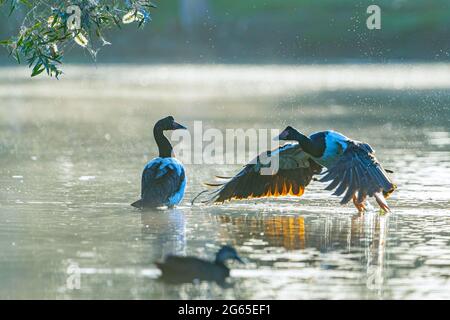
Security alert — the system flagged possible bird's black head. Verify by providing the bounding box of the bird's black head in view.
[215,245,244,264]
[275,126,299,141]
[155,116,187,131]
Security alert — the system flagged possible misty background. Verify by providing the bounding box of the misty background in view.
[1,0,449,65]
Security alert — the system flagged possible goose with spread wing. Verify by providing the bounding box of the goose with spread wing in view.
[131,116,187,209]
[198,126,396,212]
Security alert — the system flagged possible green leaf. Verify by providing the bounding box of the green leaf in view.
[4,0,158,78]
[18,0,32,7]
[31,63,45,77]
[15,50,21,64]
[8,3,16,17]
[0,39,12,46]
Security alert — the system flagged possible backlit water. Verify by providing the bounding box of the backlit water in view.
[0,64,449,299]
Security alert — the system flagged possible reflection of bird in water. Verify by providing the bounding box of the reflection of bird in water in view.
[216,213,389,258]
[349,213,390,294]
[155,245,244,286]
[131,116,187,209]
[365,214,389,293]
[141,209,186,258]
[217,215,306,250]
[199,126,396,213]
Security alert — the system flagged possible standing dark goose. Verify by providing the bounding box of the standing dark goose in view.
[200,126,396,213]
[131,116,187,209]
[155,245,244,285]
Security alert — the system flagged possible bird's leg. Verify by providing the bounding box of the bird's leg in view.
[353,195,366,214]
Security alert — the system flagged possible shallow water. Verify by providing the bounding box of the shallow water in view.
[0,64,449,299]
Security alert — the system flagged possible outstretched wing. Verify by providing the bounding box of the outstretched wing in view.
[319,141,396,205]
[203,144,322,203]
[140,158,186,207]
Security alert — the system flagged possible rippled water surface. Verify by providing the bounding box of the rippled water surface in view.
[0,64,449,299]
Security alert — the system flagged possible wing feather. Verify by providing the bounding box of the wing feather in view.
[333,169,350,196]
[319,141,396,206]
[202,144,322,203]
[341,167,357,204]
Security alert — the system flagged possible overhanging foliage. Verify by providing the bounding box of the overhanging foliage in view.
[0,0,157,78]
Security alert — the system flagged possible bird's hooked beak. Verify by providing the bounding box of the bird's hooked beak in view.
[235,255,245,264]
[172,121,187,130]
[273,128,289,141]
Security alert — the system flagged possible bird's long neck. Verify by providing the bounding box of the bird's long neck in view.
[214,254,227,266]
[153,127,172,158]
[292,131,323,158]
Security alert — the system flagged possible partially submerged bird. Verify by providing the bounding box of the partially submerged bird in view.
[131,116,187,209]
[155,245,244,285]
[199,126,396,213]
